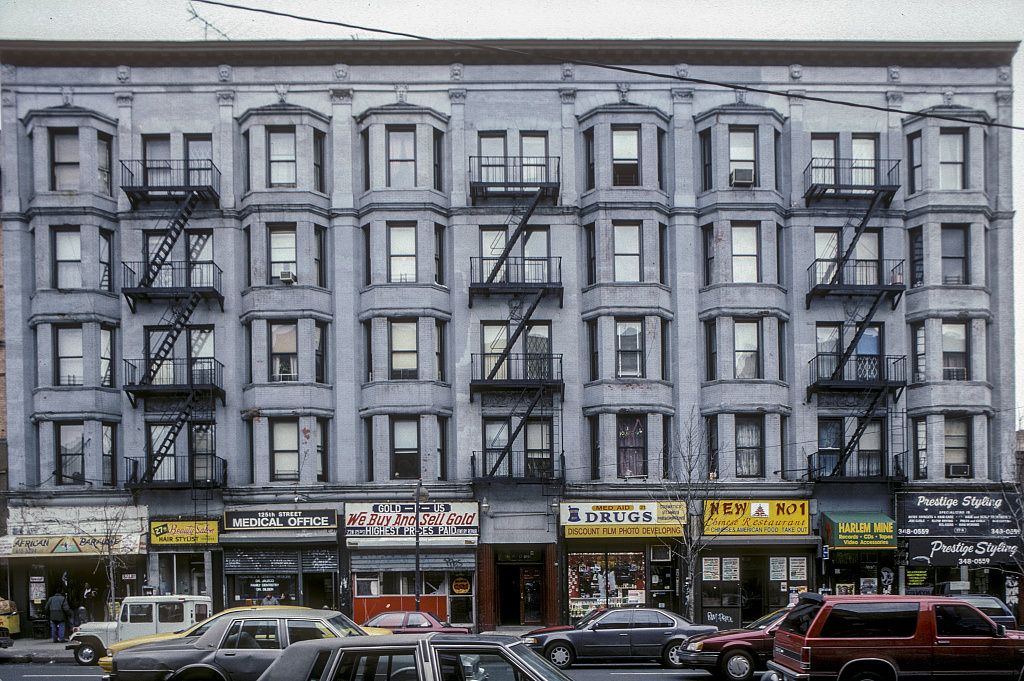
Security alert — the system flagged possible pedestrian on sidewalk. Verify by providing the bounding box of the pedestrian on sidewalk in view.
[44,590,72,643]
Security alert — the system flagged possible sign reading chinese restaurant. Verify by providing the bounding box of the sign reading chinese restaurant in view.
[0,534,145,557]
[822,512,896,549]
[703,500,809,535]
[223,509,337,531]
[150,520,219,545]
[345,502,479,545]
[560,502,685,538]
[897,493,1020,538]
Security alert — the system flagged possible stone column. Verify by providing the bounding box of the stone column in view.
[216,90,235,209]
[671,89,694,203]
[448,89,467,206]
[330,89,354,208]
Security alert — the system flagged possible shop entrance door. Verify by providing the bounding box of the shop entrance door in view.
[740,556,765,625]
[521,567,542,625]
[302,573,335,609]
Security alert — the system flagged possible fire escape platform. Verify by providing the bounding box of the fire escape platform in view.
[122,358,226,402]
[120,159,221,207]
[802,158,901,207]
[468,155,560,205]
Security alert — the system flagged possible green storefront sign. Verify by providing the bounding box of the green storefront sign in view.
[822,512,896,549]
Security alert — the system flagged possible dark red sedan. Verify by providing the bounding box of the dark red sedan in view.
[679,608,790,681]
[361,610,470,634]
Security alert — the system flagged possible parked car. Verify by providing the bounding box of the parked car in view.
[105,607,368,681]
[523,606,717,669]
[769,593,1024,681]
[362,610,470,634]
[952,594,1017,629]
[255,633,571,681]
[681,608,790,681]
[67,594,212,666]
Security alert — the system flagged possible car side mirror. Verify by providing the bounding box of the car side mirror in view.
[997,624,1007,637]
[767,629,776,638]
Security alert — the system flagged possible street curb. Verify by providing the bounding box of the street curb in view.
[0,651,77,664]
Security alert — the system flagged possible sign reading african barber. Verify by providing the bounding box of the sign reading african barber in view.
[223,509,337,530]
[897,493,1020,538]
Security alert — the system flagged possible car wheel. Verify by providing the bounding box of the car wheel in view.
[74,642,99,666]
[662,640,686,669]
[546,642,575,669]
[847,671,887,681]
[719,650,756,681]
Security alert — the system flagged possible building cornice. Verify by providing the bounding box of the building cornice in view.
[0,39,1017,68]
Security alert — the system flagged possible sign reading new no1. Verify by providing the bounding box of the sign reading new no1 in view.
[223,509,337,530]
[559,502,686,538]
[703,500,809,535]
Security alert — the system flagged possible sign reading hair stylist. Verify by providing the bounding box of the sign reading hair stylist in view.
[223,509,337,530]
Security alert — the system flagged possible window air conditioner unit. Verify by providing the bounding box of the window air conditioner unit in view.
[730,168,755,186]
[279,270,296,284]
[651,545,671,562]
[946,463,972,478]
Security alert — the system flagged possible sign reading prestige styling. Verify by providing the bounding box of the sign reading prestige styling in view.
[223,509,337,530]
[897,493,1020,538]
[908,537,1020,566]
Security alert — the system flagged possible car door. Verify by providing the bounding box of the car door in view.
[629,610,677,657]
[334,647,419,681]
[931,603,1017,681]
[214,618,282,681]
[577,610,633,659]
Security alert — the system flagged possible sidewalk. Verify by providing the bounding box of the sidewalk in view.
[0,637,77,664]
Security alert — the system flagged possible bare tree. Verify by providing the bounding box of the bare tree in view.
[651,407,740,621]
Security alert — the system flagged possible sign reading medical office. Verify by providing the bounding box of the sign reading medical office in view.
[560,502,685,538]
[223,509,337,530]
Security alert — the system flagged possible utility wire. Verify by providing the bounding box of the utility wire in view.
[191,0,1023,132]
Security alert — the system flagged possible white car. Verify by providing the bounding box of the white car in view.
[67,594,211,666]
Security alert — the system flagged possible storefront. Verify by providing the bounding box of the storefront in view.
[220,508,339,609]
[147,519,221,611]
[0,505,149,632]
[560,501,684,621]
[345,501,478,628]
[821,511,897,595]
[699,499,814,628]
[897,492,1022,611]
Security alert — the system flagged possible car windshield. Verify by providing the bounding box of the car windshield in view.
[512,642,574,681]
[328,613,364,637]
[745,609,788,630]
[574,609,606,629]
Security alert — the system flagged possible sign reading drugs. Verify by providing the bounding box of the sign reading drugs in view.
[560,502,685,538]
[703,500,809,535]
[223,509,337,530]
[345,502,479,538]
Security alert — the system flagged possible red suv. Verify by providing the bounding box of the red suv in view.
[769,593,1024,681]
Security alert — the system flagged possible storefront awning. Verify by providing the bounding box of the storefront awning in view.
[219,530,337,544]
[350,550,476,572]
[0,534,146,557]
[822,512,896,549]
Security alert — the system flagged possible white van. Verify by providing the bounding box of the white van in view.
[67,594,212,665]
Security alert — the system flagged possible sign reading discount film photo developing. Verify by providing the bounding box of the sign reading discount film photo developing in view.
[559,502,685,538]
[703,499,809,535]
[150,520,218,545]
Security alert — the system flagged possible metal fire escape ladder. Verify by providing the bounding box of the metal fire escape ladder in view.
[142,292,202,386]
[485,188,545,284]
[139,191,201,288]
[141,390,202,484]
[828,291,887,381]
[485,290,544,381]
[829,387,888,477]
[487,387,545,477]
[829,190,887,286]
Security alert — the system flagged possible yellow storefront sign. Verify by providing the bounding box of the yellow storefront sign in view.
[703,499,809,535]
[150,520,219,545]
[561,501,685,538]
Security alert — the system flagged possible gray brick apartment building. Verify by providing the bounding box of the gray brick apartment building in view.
[0,39,1017,632]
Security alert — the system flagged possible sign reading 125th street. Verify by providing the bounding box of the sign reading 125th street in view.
[223,509,337,530]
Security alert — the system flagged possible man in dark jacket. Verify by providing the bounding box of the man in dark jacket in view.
[44,591,72,642]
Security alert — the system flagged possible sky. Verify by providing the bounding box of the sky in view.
[0,0,1023,429]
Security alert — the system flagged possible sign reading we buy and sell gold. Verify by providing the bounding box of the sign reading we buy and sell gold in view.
[560,502,685,538]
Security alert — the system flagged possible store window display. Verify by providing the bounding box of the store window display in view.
[568,552,645,620]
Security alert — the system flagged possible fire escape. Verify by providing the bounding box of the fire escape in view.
[467,154,563,486]
[120,158,226,494]
[803,156,907,482]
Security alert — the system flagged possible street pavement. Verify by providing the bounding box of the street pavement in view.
[0,637,75,665]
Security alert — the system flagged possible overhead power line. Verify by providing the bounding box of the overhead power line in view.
[191,0,1022,132]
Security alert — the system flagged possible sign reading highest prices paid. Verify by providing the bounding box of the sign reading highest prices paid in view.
[897,493,1020,538]
[345,502,479,538]
[223,509,338,530]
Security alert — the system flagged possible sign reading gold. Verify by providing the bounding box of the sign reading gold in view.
[150,521,219,545]
[561,501,685,538]
[703,500,809,535]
